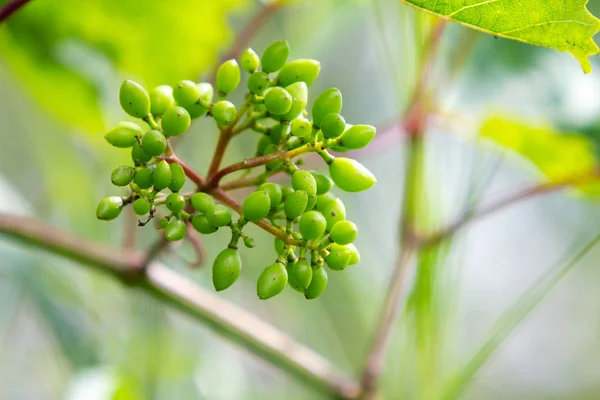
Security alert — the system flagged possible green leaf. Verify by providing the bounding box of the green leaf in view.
[399,0,600,73]
[480,116,600,196]
[0,0,246,132]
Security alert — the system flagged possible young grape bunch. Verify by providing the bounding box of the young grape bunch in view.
[96,40,376,300]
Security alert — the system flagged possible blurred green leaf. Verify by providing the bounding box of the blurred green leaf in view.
[399,0,600,73]
[480,116,600,195]
[0,0,248,132]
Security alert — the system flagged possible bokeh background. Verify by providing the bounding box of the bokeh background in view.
[1,0,600,399]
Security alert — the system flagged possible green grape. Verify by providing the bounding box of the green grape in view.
[134,167,154,189]
[133,198,151,216]
[257,262,288,300]
[281,186,294,201]
[242,191,271,221]
[316,192,336,211]
[277,59,321,87]
[207,204,232,227]
[330,220,358,245]
[212,248,242,291]
[339,124,376,150]
[291,170,317,196]
[329,157,376,193]
[274,238,285,255]
[323,198,346,231]
[216,59,241,96]
[119,80,150,118]
[165,220,186,241]
[311,88,342,128]
[244,237,255,248]
[345,243,360,265]
[280,82,308,121]
[311,172,333,195]
[247,71,271,95]
[305,194,317,211]
[290,117,312,138]
[197,82,214,107]
[105,121,143,148]
[264,87,293,116]
[257,134,273,155]
[305,266,327,299]
[212,100,236,126]
[286,262,305,293]
[299,211,326,241]
[96,196,123,221]
[241,47,260,73]
[284,190,308,219]
[141,129,167,156]
[286,136,303,150]
[325,243,351,271]
[191,214,218,234]
[263,144,283,170]
[168,162,186,192]
[190,192,215,213]
[157,217,169,229]
[257,182,283,209]
[166,193,185,212]
[111,165,136,187]
[162,106,191,136]
[173,80,200,108]
[321,113,346,139]
[269,123,287,143]
[131,141,153,164]
[153,160,173,191]
[261,40,290,73]
[292,259,312,289]
[149,85,175,115]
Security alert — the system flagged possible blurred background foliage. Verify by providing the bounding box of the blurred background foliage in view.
[1,0,600,399]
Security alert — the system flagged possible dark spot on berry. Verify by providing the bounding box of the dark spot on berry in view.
[331,212,336,217]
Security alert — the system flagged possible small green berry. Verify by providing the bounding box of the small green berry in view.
[312,88,342,128]
[111,165,136,187]
[105,121,143,148]
[119,80,150,118]
[165,219,186,241]
[330,220,358,245]
[153,160,173,191]
[191,214,218,234]
[305,266,327,299]
[257,262,288,300]
[133,198,151,216]
[168,162,186,192]
[274,238,285,255]
[197,82,214,107]
[325,243,351,271]
[212,248,241,291]
[96,196,123,221]
[345,243,360,265]
[339,124,376,150]
[241,48,260,73]
[173,80,200,108]
[190,193,215,214]
[134,167,154,189]
[286,262,305,293]
[142,130,167,156]
[323,198,346,231]
[247,71,271,95]
[284,190,308,219]
[212,100,236,126]
[261,40,290,73]
[162,106,191,136]
[292,259,312,289]
[292,170,317,196]
[131,141,152,164]
[316,192,336,211]
[149,85,175,115]
[321,113,346,139]
[242,191,271,221]
[279,82,308,121]
[244,236,255,248]
[305,193,317,211]
[207,204,232,227]
[166,193,185,212]
[299,211,327,241]
[291,117,312,138]
[277,59,321,87]
[157,217,169,229]
[312,172,333,195]
[257,182,283,209]
[216,59,241,96]
[264,87,293,116]
[329,157,376,193]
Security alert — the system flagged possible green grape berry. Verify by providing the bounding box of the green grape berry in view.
[119,80,150,118]
[173,80,200,108]
[191,214,218,234]
[153,160,173,191]
[131,141,152,164]
[197,82,214,107]
[277,59,321,87]
[257,262,288,300]
[292,259,312,289]
[134,167,154,189]
[305,266,327,299]
[323,198,346,231]
[329,157,376,193]
[212,100,236,126]
[321,113,346,138]
[257,182,283,209]
[312,171,333,195]
[165,193,185,212]
[168,162,186,192]
[243,191,271,221]
[299,211,327,241]
[345,243,360,265]
[133,198,151,216]
[279,82,308,121]
[244,237,255,248]
[325,243,351,271]
[292,170,317,196]
[207,204,232,227]
[312,88,342,128]
[306,194,317,211]
[157,217,169,229]
[190,192,215,213]
[274,238,285,256]
[162,106,191,136]
[287,136,303,150]
[105,121,143,148]
[247,71,271,95]
[316,192,336,211]
[330,220,358,245]
[264,87,293,116]
[286,262,305,293]
[284,190,308,219]
[149,85,175,115]
[212,248,242,291]
[216,59,241,97]
[96,196,123,221]
[261,40,290,73]
[111,165,136,187]
[165,219,186,241]
[291,117,312,138]
[241,47,260,73]
[141,129,167,156]
[339,124,376,150]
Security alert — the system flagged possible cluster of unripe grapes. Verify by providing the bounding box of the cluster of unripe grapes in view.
[97,40,377,300]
